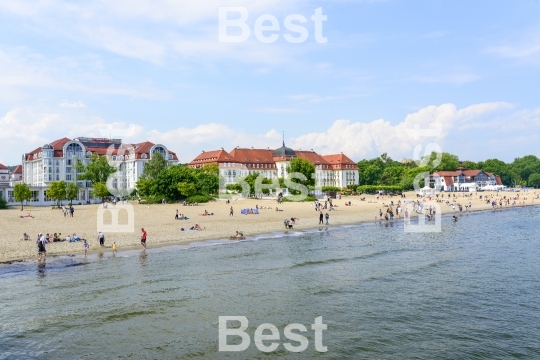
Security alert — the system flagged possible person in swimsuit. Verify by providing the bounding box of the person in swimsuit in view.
[140,228,147,249]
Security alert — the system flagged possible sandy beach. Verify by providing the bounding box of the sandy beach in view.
[0,191,537,262]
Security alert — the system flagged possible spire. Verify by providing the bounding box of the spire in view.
[282,131,285,146]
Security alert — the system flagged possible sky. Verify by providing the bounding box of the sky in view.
[0,0,539,165]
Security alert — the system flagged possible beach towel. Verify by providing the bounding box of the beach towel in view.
[240,208,259,215]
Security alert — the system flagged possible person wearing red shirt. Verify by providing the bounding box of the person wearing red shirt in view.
[140,228,147,249]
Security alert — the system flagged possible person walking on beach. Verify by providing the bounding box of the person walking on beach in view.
[62,206,67,217]
[319,211,324,225]
[37,233,46,261]
[230,206,234,216]
[325,212,329,225]
[112,242,117,255]
[98,231,105,246]
[140,228,147,249]
[83,240,89,257]
[175,209,179,220]
[69,205,74,217]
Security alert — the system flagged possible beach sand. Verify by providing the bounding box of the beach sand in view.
[1,191,536,262]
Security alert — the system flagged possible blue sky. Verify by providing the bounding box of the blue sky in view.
[0,0,539,165]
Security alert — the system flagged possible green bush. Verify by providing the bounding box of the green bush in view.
[281,195,318,202]
[0,197,7,209]
[356,185,403,194]
[322,186,341,192]
[144,195,169,204]
[186,194,214,203]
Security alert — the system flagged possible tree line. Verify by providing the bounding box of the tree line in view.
[356,152,540,189]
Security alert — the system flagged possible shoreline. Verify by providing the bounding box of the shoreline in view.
[1,199,537,266]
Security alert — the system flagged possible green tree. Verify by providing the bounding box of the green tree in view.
[14,183,31,210]
[0,196,7,209]
[136,178,154,197]
[461,160,478,170]
[177,182,197,197]
[380,166,405,186]
[141,152,169,180]
[423,152,459,171]
[153,165,196,200]
[358,164,383,185]
[528,173,540,188]
[194,163,220,195]
[287,157,316,188]
[76,153,116,184]
[66,182,80,205]
[48,180,67,206]
[92,182,110,201]
[511,155,540,184]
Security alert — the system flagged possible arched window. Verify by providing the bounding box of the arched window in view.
[66,143,84,158]
[152,146,167,158]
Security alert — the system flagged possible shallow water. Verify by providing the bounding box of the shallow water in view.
[1,207,540,359]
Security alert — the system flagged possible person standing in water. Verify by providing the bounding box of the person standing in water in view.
[140,228,147,249]
[112,242,117,255]
[83,240,89,257]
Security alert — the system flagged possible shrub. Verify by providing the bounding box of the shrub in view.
[186,194,214,203]
[281,195,318,202]
[144,195,169,204]
[356,185,404,194]
[0,197,7,209]
[322,186,340,192]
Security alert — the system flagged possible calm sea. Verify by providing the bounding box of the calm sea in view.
[1,207,540,359]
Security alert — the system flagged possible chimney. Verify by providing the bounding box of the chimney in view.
[202,150,205,153]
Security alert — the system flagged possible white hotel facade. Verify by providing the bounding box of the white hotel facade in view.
[0,137,178,206]
[188,142,359,190]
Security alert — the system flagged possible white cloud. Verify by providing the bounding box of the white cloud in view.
[59,100,86,108]
[485,27,540,65]
[0,102,526,165]
[0,48,168,100]
[289,102,512,160]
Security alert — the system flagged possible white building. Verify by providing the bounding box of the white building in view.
[188,142,359,191]
[0,137,178,206]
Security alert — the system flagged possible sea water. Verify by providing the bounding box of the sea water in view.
[1,207,539,359]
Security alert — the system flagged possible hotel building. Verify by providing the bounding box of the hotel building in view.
[188,142,359,189]
[0,137,178,205]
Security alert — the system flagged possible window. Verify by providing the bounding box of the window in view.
[152,146,167,157]
[141,154,147,159]
[66,174,72,181]
[66,143,84,158]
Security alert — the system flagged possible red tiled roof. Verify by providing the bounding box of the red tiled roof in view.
[0,163,8,170]
[444,176,454,186]
[229,148,275,164]
[495,175,503,185]
[321,154,359,170]
[12,165,22,174]
[295,150,331,166]
[189,149,233,166]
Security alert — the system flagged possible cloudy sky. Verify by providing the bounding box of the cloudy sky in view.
[0,0,539,165]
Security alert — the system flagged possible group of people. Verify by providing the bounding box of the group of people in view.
[61,205,75,217]
[35,232,89,260]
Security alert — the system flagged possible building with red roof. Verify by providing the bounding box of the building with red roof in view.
[430,167,504,191]
[188,142,359,189]
[0,137,179,205]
